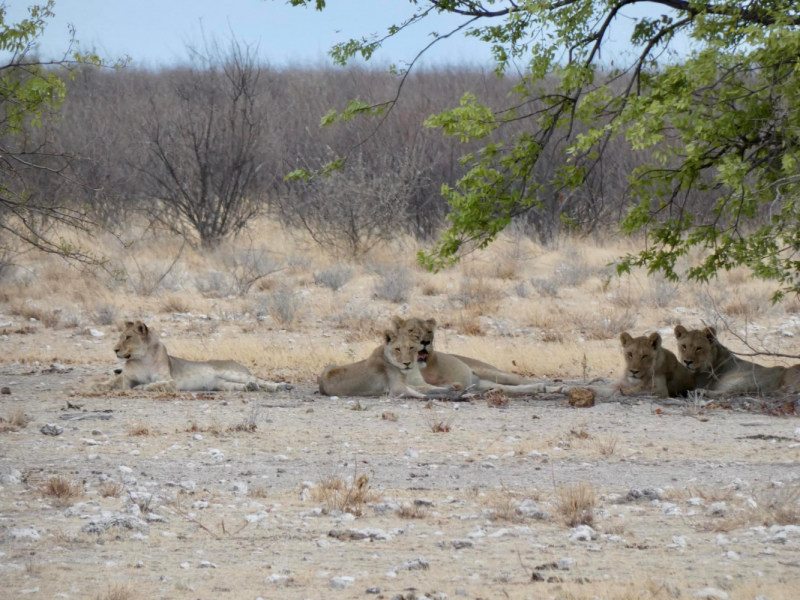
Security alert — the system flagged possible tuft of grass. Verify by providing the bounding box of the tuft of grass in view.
[422,408,456,433]
[311,471,378,516]
[11,302,60,327]
[450,276,502,315]
[314,263,354,291]
[555,482,596,527]
[0,407,31,432]
[530,277,560,298]
[248,485,268,499]
[266,286,304,325]
[396,503,428,519]
[95,584,137,600]
[39,475,83,507]
[99,482,125,498]
[160,294,192,314]
[381,411,398,422]
[126,421,152,436]
[485,391,509,408]
[594,436,619,456]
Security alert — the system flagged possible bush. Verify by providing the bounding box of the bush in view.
[647,275,679,308]
[450,276,502,314]
[314,263,354,291]
[530,277,560,298]
[373,266,415,303]
[195,270,233,297]
[265,286,304,325]
[94,304,118,326]
[554,248,595,287]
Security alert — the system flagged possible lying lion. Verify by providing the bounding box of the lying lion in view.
[618,331,695,398]
[393,317,565,395]
[95,320,290,393]
[675,325,800,398]
[318,327,459,399]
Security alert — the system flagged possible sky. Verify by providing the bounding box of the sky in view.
[2,0,683,69]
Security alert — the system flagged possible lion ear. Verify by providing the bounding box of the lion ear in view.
[425,318,437,330]
[674,325,687,339]
[391,316,405,329]
[648,332,662,349]
[134,320,149,338]
[121,320,135,332]
[620,332,633,346]
[704,326,717,342]
[384,330,396,344]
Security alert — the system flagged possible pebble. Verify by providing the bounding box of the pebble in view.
[180,563,190,569]
[198,561,217,568]
[9,527,40,540]
[557,558,575,570]
[179,480,196,491]
[397,557,430,571]
[40,423,64,436]
[0,387,9,395]
[330,576,354,589]
[366,588,381,594]
[405,448,419,458]
[450,540,474,550]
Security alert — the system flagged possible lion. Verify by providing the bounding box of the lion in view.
[318,327,459,398]
[674,325,800,397]
[619,331,695,398]
[392,317,561,395]
[97,320,291,393]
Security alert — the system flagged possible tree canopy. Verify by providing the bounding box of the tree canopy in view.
[279,0,800,298]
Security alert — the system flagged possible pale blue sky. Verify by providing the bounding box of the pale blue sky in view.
[3,0,681,68]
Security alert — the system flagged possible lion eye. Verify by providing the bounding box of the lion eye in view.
[681,345,686,350]
[627,352,632,358]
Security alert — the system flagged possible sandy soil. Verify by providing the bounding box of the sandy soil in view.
[2,361,800,600]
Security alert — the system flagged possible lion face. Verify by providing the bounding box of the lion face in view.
[620,331,662,381]
[674,325,716,372]
[114,320,151,360]
[392,316,436,367]
[383,328,424,373]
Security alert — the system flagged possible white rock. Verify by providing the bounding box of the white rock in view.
[690,588,728,600]
[396,557,430,571]
[9,527,40,540]
[180,563,190,569]
[18,588,39,595]
[662,503,682,516]
[118,466,133,474]
[231,482,248,495]
[87,328,105,338]
[725,550,740,560]
[405,448,419,459]
[198,561,216,569]
[706,502,729,517]
[266,574,288,583]
[671,535,687,548]
[329,576,354,589]
[179,480,196,491]
[569,525,598,542]
[40,423,64,436]
[557,558,575,570]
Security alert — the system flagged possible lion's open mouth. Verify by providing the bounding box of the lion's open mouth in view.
[417,349,429,363]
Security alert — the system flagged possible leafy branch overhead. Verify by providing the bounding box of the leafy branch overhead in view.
[277,0,800,297]
[0,1,125,267]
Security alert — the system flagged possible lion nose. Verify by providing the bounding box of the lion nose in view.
[403,361,412,368]
[683,360,693,367]
[629,369,639,376]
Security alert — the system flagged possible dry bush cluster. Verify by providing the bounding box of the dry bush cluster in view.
[311,472,379,516]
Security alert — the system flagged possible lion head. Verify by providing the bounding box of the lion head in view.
[674,325,718,372]
[620,331,662,381]
[114,320,152,361]
[383,327,425,373]
[392,316,436,367]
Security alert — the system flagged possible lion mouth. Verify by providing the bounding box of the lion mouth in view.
[417,349,429,363]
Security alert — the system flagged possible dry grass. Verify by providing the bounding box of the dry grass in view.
[0,406,31,432]
[95,584,137,600]
[483,489,523,523]
[421,408,456,433]
[555,482,597,527]
[311,472,378,516]
[396,503,428,519]
[248,485,269,499]
[160,294,192,314]
[381,411,398,422]
[98,482,125,498]
[126,421,152,436]
[485,390,509,408]
[11,302,60,327]
[594,436,619,456]
[39,475,83,506]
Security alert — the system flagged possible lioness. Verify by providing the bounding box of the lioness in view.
[99,320,290,393]
[393,317,556,395]
[675,325,800,397]
[619,331,694,398]
[318,328,458,398]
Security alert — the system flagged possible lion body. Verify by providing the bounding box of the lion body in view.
[394,317,552,394]
[102,321,288,393]
[619,332,694,398]
[675,325,800,397]
[318,328,454,398]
